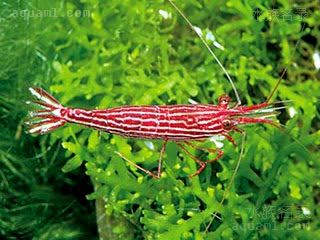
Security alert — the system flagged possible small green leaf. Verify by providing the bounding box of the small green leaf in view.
[62,155,83,173]
[289,182,302,200]
[62,141,76,153]
[88,131,100,150]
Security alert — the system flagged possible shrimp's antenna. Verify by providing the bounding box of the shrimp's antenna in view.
[266,22,306,103]
[167,0,241,105]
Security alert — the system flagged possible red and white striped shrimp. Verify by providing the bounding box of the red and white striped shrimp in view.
[26,86,281,178]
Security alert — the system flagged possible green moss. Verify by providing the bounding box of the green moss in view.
[1,0,319,239]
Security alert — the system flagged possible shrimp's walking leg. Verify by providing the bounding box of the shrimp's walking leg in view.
[176,141,223,178]
[115,140,168,178]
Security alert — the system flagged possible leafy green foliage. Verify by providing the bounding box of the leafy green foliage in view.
[2,0,319,239]
[0,1,96,239]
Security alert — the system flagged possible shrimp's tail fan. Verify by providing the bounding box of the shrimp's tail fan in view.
[25,87,66,134]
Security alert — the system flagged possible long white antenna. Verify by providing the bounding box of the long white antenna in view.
[167,0,241,105]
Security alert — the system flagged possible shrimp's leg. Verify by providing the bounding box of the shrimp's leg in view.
[115,140,168,178]
[176,141,223,178]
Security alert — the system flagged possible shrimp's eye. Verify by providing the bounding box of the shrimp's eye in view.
[218,94,231,107]
[222,119,233,131]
